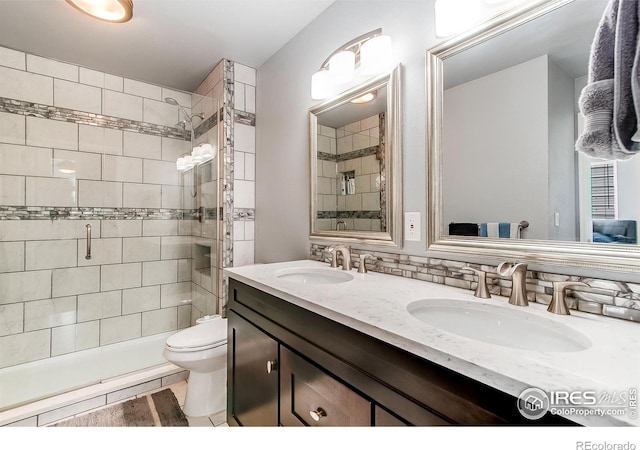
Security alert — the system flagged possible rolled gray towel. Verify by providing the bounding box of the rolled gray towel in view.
[576,0,640,160]
[576,79,633,160]
[612,0,640,153]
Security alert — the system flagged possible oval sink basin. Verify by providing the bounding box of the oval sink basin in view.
[274,267,354,285]
[407,299,591,353]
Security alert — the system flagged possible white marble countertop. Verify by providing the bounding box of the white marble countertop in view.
[224,259,640,427]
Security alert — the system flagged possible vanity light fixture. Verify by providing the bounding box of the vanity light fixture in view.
[434,0,530,37]
[311,29,393,100]
[434,0,482,37]
[66,0,134,23]
[176,143,216,172]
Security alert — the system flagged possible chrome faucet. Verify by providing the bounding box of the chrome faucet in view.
[357,253,376,274]
[334,245,352,271]
[461,266,491,299]
[548,281,588,315]
[325,245,338,268]
[497,262,529,306]
[336,220,347,231]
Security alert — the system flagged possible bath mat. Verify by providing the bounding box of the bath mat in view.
[52,389,188,427]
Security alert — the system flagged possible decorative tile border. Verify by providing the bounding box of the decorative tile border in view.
[234,111,255,126]
[0,206,197,220]
[220,60,236,315]
[221,59,235,271]
[233,208,255,221]
[317,210,382,220]
[317,146,379,163]
[0,97,190,141]
[379,112,387,232]
[193,110,220,139]
[310,244,640,323]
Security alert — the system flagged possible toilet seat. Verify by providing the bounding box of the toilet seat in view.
[165,317,227,353]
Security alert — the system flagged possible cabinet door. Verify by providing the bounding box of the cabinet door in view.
[280,346,371,427]
[228,311,279,426]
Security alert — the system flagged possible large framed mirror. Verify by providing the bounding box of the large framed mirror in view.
[427,0,640,273]
[310,65,402,247]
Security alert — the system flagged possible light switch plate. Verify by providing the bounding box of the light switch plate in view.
[405,212,420,241]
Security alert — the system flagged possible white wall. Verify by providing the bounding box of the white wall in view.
[547,59,578,241]
[256,0,436,262]
[442,55,549,239]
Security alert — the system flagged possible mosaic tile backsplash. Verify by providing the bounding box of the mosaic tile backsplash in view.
[311,244,640,323]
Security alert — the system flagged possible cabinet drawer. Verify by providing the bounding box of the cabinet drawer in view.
[280,346,371,426]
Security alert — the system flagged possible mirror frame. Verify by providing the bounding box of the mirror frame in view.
[426,0,640,274]
[310,64,402,247]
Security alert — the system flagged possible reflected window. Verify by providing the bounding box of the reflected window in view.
[590,162,618,220]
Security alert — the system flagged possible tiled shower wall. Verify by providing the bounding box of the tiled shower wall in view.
[195,60,256,313]
[0,45,197,369]
[316,114,384,232]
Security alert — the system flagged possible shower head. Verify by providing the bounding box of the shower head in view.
[165,97,199,129]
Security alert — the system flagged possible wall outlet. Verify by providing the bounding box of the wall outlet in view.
[405,212,421,241]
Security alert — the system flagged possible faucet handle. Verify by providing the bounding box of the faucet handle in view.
[548,281,588,315]
[325,245,338,268]
[461,266,491,299]
[357,254,376,274]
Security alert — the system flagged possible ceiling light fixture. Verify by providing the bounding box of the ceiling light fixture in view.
[350,91,377,104]
[311,29,393,100]
[66,0,134,23]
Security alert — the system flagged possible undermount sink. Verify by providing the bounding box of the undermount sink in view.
[407,299,592,353]
[274,267,354,285]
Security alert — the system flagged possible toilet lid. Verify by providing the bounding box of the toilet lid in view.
[166,317,227,350]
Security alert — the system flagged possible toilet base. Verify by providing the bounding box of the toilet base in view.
[183,366,227,417]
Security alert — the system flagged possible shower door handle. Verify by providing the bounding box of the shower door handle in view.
[85,224,92,260]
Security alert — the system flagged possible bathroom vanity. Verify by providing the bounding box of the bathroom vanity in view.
[224,260,640,427]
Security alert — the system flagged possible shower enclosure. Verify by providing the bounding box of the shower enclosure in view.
[0,50,221,412]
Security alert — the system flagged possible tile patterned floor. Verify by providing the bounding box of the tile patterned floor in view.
[47,380,227,427]
[163,380,227,427]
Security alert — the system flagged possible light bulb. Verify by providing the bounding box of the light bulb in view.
[311,70,336,100]
[66,0,133,23]
[200,143,215,159]
[183,155,194,169]
[192,145,203,163]
[176,157,186,171]
[435,0,482,37]
[360,35,392,76]
[329,51,355,83]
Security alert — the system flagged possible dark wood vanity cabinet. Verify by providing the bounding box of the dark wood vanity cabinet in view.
[227,312,279,426]
[226,278,576,427]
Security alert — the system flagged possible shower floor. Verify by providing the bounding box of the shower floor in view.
[0,331,174,413]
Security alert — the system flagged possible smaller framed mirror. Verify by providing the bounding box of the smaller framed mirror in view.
[309,65,402,247]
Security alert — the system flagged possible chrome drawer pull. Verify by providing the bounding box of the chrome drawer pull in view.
[266,360,278,374]
[309,407,326,422]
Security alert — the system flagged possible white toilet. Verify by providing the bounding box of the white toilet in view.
[163,315,228,417]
